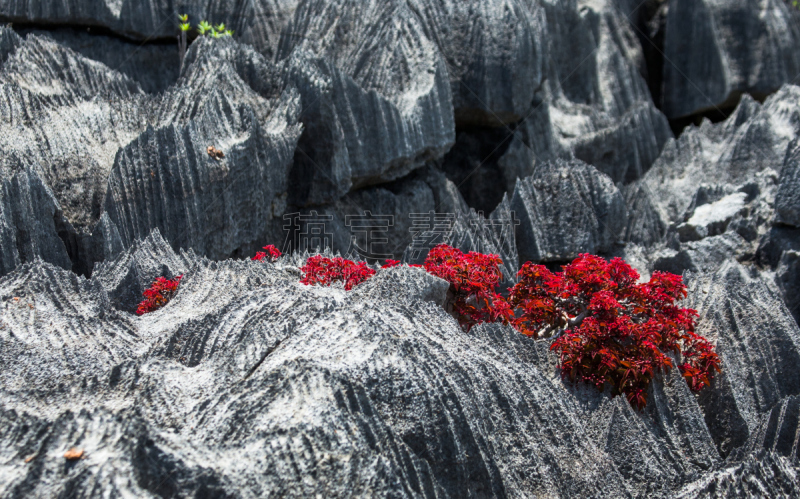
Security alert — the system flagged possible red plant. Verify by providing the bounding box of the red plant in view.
[300,255,376,291]
[508,254,721,409]
[423,244,513,331]
[382,259,401,269]
[136,275,183,315]
[252,245,282,262]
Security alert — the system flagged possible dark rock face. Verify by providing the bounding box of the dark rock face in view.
[2,0,800,495]
[510,158,626,264]
[662,0,800,120]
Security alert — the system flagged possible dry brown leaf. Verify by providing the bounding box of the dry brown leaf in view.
[24,455,35,463]
[64,448,84,460]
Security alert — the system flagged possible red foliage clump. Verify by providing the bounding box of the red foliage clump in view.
[252,245,282,262]
[136,275,183,315]
[423,244,513,331]
[300,255,376,291]
[382,259,401,269]
[508,254,721,409]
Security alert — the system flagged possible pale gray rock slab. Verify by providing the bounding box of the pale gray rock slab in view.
[509,158,626,264]
[0,262,137,413]
[627,88,799,255]
[662,0,800,120]
[676,192,748,242]
[653,232,748,275]
[353,265,449,308]
[686,261,800,457]
[674,450,800,498]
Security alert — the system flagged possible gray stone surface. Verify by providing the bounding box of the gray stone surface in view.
[0,241,754,497]
[662,0,800,120]
[0,0,299,58]
[510,158,626,264]
[3,1,800,495]
[17,28,180,94]
[777,250,800,325]
[103,38,303,263]
[777,139,800,228]
[675,451,800,498]
[686,261,800,457]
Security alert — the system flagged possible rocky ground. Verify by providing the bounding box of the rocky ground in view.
[2,0,800,497]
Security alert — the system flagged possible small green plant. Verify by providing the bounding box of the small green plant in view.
[176,14,234,67]
[178,13,190,68]
[197,20,213,36]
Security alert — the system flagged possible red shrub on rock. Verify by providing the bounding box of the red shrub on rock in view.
[508,254,720,409]
[136,275,183,315]
[300,255,376,291]
[423,244,513,331]
[252,245,282,262]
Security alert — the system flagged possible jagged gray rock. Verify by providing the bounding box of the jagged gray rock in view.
[675,451,800,498]
[777,250,800,325]
[0,241,744,497]
[777,139,800,228]
[0,1,299,58]
[0,27,150,275]
[653,232,749,275]
[17,27,180,94]
[0,164,72,276]
[3,1,800,495]
[662,0,800,120]
[510,158,626,264]
[686,261,800,457]
[92,229,193,313]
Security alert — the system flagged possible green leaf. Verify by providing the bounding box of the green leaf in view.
[197,20,212,35]
[178,13,188,22]
[215,23,226,32]
[180,23,191,32]
[224,29,234,37]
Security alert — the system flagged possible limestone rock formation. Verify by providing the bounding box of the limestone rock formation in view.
[2,0,800,495]
[662,0,800,120]
[510,158,626,264]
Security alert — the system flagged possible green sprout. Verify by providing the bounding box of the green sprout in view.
[215,23,226,32]
[180,22,191,32]
[197,20,212,35]
[225,29,234,37]
[178,13,188,22]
